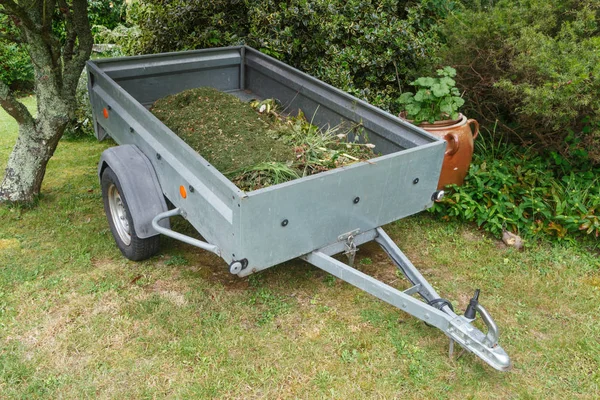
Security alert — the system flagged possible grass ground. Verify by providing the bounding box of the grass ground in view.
[1,99,599,399]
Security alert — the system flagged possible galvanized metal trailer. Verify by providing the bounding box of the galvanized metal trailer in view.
[86,46,511,371]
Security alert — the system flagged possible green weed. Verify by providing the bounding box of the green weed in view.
[164,254,189,266]
[360,257,373,265]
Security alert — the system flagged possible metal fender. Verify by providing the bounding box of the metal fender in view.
[98,145,170,238]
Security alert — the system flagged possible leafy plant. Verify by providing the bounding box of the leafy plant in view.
[431,134,600,240]
[397,66,464,123]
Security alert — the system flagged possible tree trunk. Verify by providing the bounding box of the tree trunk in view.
[0,122,64,203]
[0,38,73,204]
[0,0,93,206]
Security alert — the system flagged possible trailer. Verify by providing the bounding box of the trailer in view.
[86,46,511,371]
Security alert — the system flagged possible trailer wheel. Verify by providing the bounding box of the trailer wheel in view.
[101,167,160,260]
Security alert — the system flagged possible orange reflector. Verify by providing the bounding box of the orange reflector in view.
[102,107,109,119]
[179,185,187,199]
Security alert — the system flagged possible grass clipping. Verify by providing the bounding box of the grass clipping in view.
[151,87,376,191]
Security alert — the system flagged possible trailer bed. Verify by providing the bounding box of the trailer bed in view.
[86,46,445,275]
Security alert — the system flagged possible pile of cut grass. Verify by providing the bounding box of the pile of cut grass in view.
[151,87,295,175]
[151,87,376,191]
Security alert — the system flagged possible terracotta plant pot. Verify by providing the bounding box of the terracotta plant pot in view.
[401,113,479,189]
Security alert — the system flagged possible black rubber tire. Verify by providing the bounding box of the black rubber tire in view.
[101,167,160,261]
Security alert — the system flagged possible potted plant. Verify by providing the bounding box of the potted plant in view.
[398,67,479,189]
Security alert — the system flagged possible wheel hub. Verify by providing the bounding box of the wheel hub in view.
[107,183,131,245]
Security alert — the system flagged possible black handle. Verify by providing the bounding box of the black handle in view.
[464,289,480,320]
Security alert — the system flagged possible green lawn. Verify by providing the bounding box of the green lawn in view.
[0,99,599,398]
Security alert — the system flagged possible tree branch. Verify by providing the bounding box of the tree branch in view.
[41,0,57,30]
[35,0,62,69]
[0,80,35,127]
[57,0,75,62]
[71,0,93,60]
[62,0,92,93]
[0,0,38,32]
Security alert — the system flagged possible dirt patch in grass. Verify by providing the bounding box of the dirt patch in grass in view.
[0,238,20,250]
[148,279,188,306]
[16,291,102,367]
[353,242,409,290]
[176,245,250,291]
[585,275,600,288]
[461,229,484,242]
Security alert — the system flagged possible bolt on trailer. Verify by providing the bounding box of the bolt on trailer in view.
[86,46,511,371]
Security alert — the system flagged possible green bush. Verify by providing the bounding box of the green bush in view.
[126,0,248,54]
[89,0,127,31]
[244,0,455,110]
[431,136,600,240]
[126,0,456,111]
[0,15,33,88]
[94,24,140,55]
[0,42,33,87]
[441,0,600,163]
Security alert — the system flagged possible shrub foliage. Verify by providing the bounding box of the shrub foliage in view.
[243,0,453,110]
[125,0,248,54]
[442,0,600,163]
[0,15,33,88]
[125,0,456,111]
[431,138,600,240]
[88,0,126,30]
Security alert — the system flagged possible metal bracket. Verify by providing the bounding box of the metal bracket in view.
[338,229,360,267]
[475,303,499,347]
[151,208,221,256]
[403,284,422,296]
[337,229,360,242]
